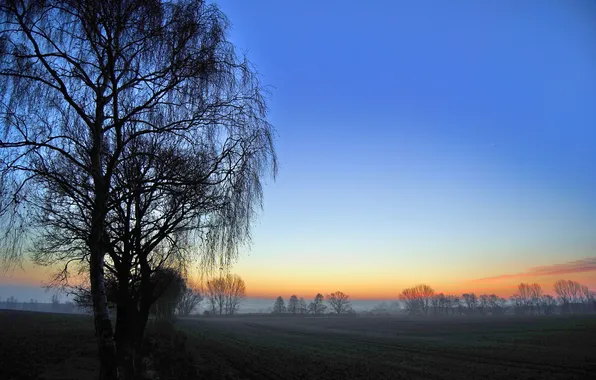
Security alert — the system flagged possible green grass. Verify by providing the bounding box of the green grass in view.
[1,310,595,379]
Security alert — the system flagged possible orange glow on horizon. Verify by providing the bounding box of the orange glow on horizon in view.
[239,270,596,300]
[3,262,595,301]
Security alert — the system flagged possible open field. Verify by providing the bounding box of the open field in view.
[1,310,596,379]
[179,315,596,380]
[0,310,97,380]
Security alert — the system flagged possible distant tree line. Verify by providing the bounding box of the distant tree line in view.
[397,279,595,317]
[271,291,354,315]
[0,294,83,314]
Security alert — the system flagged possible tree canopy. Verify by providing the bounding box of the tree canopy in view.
[0,1,276,378]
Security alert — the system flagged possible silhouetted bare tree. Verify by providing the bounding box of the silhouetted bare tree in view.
[509,293,524,315]
[205,274,246,316]
[298,297,308,314]
[585,289,596,312]
[539,294,557,315]
[287,295,299,314]
[0,1,275,378]
[51,294,61,312]
[430,293,446,316]
[448,295,462,316]
[177,285,203,317]
[5,296,18,309]
[511,283,542,315]
[462,293,478,315]
[308,293,327,314]
[205,277,225,315]
[400,285,434,316]
[272,296,286,314]
[224,275,246,315]
[554,279,590,314]
[400,287,423,315]
[478,294,490,316]
[486,294,507,315]
[27,298,38,311]
[327,291,352,314]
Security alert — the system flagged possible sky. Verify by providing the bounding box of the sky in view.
[2,0,596,302]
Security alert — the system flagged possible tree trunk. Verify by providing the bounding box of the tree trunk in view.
[115,275,136,380]
[132,282,154,374]
[132,253,154,373]
[115,320,135,380]
[89,107,117,378]
[90,247,117,380]
[135,299,152,354]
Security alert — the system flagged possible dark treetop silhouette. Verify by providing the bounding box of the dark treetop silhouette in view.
[0,0,276,379]
[327,291,352,314]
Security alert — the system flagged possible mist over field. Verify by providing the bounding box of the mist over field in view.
[232,298,396,314]
[0,284,392,314]
[0,284,61,304]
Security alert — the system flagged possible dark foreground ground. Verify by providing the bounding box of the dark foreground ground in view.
[1,310,596,379]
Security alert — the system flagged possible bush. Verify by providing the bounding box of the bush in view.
[141,321,200,380]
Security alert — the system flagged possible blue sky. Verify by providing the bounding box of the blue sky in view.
[2,1,595,300]
[208,0,596,297]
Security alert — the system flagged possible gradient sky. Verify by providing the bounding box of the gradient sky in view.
[2,0,596,301]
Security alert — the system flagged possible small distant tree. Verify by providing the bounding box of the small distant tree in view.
[224,275,246,316]
[448,295,462,316]
[308,293,327,314]
[529,284,544,313]
[177,286,203,317]
[51,294,61,312]
[400,287,423,315]
[431,293,449,316]
[486,294,507,315]
[272,296,286,314]
[585,289,596,312]
[462,293,478,315]
[206,277,226,315]
[400,285,434,316]
[478,294,490,316]
[28,298,38,311]
[205,274,246,316]
[5,296,18,309]
[298,297,308,314]
[430,295,440,315]
[327,291,352,314]
[539,295,557,315]
[512,283,542,315]
[509,294,524,315]
[287,295,299,314]
[418,285,434,315]
[554,279,584,314]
